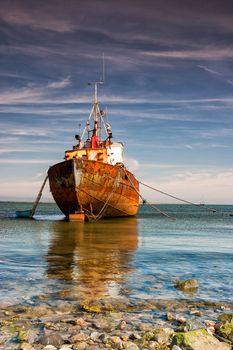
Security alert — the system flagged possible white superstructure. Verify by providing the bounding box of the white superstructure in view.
[107,142,124,165]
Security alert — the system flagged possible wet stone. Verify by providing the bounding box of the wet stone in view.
[153,327,174,344]
[205,320,216,327]
[59,346,73,350]
[90,331,101,341]
[206,326,215,334]
[20,343,34,350]
[190,310,202,317]
[171,329,231,350]
[98,333,108,343]
[218,314,233,324]
[148,340,160,349]
[166,312,176,321]
[217,323,233,343]
[124,342,139,350]
[74,318,89,328]
[27,305,53,318]
[24,329,40,344]
[172,346,182,350]
[42,346,57,350]
[72,342,87,350]
[38,333,64,347]
[136,322,152,332]
[129,333,141,340]
[174,279,199,291]
[55,302,74,314]
[0,335,9,345]
[177,317,204,332]
[108,335,123,349]
[71,332,89,343]
[118,320,127,330]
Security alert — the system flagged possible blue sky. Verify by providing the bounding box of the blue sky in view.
[0,0,233,204]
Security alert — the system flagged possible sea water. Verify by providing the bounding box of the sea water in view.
[0,202,232,306]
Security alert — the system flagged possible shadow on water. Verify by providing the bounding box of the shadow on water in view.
[45,218,138,299]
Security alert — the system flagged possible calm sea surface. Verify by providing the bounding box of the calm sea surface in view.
[0,202,232,306]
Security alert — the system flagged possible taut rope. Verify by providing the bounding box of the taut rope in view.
[139,181,217,213]
[120,166,175,220]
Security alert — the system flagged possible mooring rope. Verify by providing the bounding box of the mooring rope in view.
[93,173,119,221]
[120,166,175,220]
[139,180,217,213]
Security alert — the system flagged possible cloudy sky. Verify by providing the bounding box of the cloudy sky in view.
[0,0,233,204]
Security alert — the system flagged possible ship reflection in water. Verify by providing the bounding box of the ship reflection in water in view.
[45,218,138,300]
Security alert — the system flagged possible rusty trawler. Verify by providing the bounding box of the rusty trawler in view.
[48,81,139,221]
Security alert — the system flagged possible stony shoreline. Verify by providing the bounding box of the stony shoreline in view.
[0,294,233,350]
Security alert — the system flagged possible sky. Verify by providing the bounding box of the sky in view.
[0,0,233,204]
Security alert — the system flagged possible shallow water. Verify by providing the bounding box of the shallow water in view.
[0,202,232,306]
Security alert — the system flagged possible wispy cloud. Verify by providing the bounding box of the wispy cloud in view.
[47,77,71,89]
[198,128,233,139]
[1,85,233,106]
[7,128,49,137]
[198,65,222,76]
[198,65,233,86]
[0,2,77,32]
[0,77,72,104]
[143,47,233,61]
[0,159,53,164]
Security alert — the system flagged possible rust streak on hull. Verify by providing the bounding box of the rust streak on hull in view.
[48,159,139,219]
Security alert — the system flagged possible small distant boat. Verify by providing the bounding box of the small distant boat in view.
[48,81,139,221]
[15,209,33,218]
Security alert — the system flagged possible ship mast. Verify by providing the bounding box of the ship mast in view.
[80,54,109,142]
[93,53,105,137]
[93,81,103,136]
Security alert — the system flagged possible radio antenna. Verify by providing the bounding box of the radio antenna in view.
[102,52,105,83]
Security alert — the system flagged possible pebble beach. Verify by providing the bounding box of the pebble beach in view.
[1,294,233,349]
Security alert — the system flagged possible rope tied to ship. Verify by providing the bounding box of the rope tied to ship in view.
[120,166,175,220]
[139,181,217,213]
[93,173,119,221]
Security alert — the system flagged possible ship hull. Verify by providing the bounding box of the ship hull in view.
[48,159,139,219]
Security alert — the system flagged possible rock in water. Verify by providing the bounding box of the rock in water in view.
[171,329,231,350]
[153,327,174,344]
[174,279,198,291]
[38,333,64,347]
[218,314,233,324]
[177,317,204,331]
[218,323,233,343]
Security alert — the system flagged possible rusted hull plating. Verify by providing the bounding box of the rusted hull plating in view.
[48,159,139,219]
